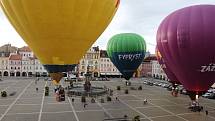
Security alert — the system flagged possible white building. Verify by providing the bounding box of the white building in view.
[17,47,35,76]
[34,59,48,77]
[9,54,22,77]
[0,46,48,77]
[0,57,9,76]
[151,60,167,80]
[78,47,100,77]
[18,46,34,58]
[21,57,35,77]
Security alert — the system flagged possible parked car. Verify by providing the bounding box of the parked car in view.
[167,85,172,91]
[146,82,153,86]
[154,82,159,86]
[202,92,215,99]
[158,83,163,86]
[161,84,169,88]
[180,88,188,95]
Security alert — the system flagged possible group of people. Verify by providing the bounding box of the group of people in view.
[54,85,65,102]
[125,81,131,86]
[189,101,210,116]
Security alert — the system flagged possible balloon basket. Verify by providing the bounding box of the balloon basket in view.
[187,91,206,101]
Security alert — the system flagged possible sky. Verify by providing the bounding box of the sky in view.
[0,0,215,54]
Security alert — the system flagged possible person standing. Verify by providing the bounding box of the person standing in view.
[143,99,147,105]
[206,110,208,116]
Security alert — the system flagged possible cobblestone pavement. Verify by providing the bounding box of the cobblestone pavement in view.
[0,78,214,121]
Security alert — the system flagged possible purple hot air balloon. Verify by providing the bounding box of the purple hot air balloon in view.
[155,46,181,85]
[156,47,181,97]
[157,5,215,101]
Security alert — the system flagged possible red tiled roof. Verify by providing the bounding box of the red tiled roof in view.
[29,57,34,60]
[144,56,157,62]
[19,46,31,52]
[100,50,108,58]
[9,54,22,60]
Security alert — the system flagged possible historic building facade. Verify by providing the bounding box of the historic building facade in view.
[0,45,47,77]
[0,44,154,78]
[78,46,100,78]
[151,60,167,80]
[140,55,156,77]
[99,50,121,78]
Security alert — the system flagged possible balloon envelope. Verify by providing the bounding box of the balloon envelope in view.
[155,47,181,84]
[157,5,215,93]
[0,0,119,73]
[107,33,146,80]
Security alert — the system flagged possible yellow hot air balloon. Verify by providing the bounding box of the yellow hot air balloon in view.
[0,0,120,83]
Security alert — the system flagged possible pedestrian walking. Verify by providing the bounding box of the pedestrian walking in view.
[206,110,208,116]
[124,114,128,118]
[72,98,74,102]
[36,88,38,92]
[200,106,203,111]
[116,96,119,101]
[84,103,88,108]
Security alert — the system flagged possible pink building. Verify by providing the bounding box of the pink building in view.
[141,56,156,77]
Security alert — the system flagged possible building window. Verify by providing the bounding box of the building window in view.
[40,67,42,70]
[15,67,16,70]
[82,66,84,69]
[18,67,20,70]
[11,67,13,69]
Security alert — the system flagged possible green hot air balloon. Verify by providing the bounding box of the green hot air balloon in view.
[107,33,146,80]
